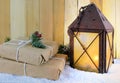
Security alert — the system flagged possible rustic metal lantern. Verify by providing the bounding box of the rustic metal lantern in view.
[68,3,114,73]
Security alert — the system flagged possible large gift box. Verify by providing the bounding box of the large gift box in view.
[0,54,67,80]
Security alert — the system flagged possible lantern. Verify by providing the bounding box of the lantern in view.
[68,3,114,73]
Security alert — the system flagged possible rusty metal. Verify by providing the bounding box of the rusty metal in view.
[68,3,114,73]
[106,33,114,71]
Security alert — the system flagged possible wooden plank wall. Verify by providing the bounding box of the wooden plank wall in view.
[26,0,40,37]
[26,0,64,44]
[0,0,10,44]
[53,0,64,44]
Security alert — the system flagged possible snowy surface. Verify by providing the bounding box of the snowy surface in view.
[0,59,120,83]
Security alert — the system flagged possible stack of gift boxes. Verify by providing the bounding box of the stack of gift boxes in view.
[0,39,67,80]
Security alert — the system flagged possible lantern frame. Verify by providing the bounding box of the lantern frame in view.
[68,3,114,73]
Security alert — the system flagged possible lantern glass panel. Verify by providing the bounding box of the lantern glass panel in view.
[106,32,113,70]
[74,32,99,72]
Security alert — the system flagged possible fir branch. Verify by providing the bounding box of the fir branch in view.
[31,31,46,49]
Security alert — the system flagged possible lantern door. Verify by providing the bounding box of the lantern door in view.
[73,32,99,72]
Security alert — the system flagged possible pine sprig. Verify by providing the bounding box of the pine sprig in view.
[58,45,70,55]
[32,41,46,48]
[31,31,46,49]
[4,37,11,42]
[31,33,40,42]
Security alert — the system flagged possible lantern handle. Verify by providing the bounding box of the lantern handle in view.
[77,5,88,25]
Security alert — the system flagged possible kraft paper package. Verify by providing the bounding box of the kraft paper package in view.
[0,54,67,80]
[0,39,58,65]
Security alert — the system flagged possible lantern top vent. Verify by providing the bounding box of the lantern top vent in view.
[68,3,114,34]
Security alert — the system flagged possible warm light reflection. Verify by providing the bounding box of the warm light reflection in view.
[106,32,113,69]
[73,31,113,72]
[94,55,98,61]
[74,32,99,72]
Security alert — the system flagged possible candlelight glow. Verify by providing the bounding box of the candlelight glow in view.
[74,32,99,72]
[94,56,98,61]
[73,31,113,72]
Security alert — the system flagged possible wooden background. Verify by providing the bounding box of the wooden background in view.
[0,0,120,58]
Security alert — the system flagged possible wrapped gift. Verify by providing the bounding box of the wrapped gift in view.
[0,40,58,65]
[0,54,67,80]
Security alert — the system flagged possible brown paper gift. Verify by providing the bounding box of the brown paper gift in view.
[0,40,58,65]
[0,54,67,80]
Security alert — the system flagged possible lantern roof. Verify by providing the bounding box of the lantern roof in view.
[68,3,114,34]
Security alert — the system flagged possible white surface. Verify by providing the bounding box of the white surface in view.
[0,59,120,83]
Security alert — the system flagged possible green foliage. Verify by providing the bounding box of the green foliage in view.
[32,41,46,49]
[31,31,46,49]
[31,33,40,42]
[4,37,11,42]
[58,45,70,55]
